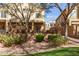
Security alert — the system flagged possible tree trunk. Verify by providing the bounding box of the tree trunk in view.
[65,23,68,37]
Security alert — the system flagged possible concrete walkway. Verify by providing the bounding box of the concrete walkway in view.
[61,37,79,47]
[67,37,79,43]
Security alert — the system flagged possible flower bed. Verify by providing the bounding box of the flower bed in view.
[0,34,25,47]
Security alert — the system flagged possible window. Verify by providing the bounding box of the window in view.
[36,12,41,18]
[0,11,6,18]
[35,26,41,33]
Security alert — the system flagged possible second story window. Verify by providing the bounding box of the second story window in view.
[36,12,41,18]
[0,11,6,18]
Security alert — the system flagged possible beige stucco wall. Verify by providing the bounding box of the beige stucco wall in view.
[69,6,79,26]
[68,6,79,35]
[69,19,79,26]
[0,4,45,32]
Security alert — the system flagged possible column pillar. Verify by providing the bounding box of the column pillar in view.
[40,22,45,32]
[5,20,9,32]
[31,20,34,32]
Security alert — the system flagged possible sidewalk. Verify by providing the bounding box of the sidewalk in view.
[67,37,79,43]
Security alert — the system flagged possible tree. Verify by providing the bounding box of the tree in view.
[0,3,47,55]
[2,3,46,38]
[54,3,78,37]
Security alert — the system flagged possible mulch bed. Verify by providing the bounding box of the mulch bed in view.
[0,39,52,55]
[0,37,77,56]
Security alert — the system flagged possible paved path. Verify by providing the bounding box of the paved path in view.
[67,37,79,43]
[61,37,79,47]
[67,37,79,44]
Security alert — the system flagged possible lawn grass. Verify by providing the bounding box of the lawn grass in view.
[31,47,79,56]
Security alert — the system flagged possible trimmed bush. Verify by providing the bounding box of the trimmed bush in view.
[48,34,67,46]
[35,34,44,42]
[0,34,25,46]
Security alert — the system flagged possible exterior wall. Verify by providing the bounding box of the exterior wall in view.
[68,5,79,36]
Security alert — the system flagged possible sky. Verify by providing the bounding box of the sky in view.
[44,3,68,24]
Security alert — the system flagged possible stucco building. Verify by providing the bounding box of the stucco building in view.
[55,4,79,37]
[0,4,45,33]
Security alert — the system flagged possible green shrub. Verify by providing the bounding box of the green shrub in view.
[13,35,25,44]
[48,34,66,46]
[35,34,44,42]
[0,34,25,46]
[48,34,53,41]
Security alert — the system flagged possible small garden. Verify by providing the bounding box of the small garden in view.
[0,33,68,47]
[0,33,70,55]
